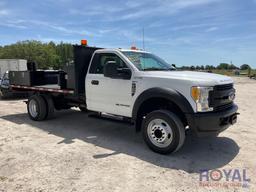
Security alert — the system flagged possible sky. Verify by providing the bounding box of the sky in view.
[0,0,256,67]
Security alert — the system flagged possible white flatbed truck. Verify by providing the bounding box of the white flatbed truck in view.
[9,41,238,154]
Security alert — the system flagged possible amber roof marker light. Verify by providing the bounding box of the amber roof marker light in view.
[81,39,88,46]
[131,46,137,50]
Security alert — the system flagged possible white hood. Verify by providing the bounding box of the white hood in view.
[139,71,233,86]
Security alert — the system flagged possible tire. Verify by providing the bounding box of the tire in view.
[27,95,47,121]
[79,106,87,112]
[142,110,185,154]
[42,95,55,119]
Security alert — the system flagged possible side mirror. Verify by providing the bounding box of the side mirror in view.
[104,61,131,79]
[103,61,118,78]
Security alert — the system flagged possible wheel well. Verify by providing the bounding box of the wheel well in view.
[30,93,69,110]
[135,97,188,132]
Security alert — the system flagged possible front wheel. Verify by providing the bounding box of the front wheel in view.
[142,110,185,154]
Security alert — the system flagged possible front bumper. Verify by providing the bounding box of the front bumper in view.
[186,104,238,137]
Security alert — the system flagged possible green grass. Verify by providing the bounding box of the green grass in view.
[211,69,256,76]
[211,70,236,76]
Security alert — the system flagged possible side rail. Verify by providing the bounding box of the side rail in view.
[11,85,74,94]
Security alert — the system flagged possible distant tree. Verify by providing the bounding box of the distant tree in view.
[217,63,230,70]
[209,65,216,70]
[195,65,200,70]
[240,64,251,70]
[180,66,190,70]
[0,46,2,58]
[56,42,74,67]
[0,40,74,69]
[228,64,239,70]
[190,66,195,70]
[205,65,210,70]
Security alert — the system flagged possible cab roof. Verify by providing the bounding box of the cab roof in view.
[95,48,150,54]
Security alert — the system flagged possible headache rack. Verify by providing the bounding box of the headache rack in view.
[9,45,102,96]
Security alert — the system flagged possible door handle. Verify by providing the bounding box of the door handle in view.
[91,80,99,85]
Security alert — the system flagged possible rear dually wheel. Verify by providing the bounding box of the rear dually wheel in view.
[27,95,47,121]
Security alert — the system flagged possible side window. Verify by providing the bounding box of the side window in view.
[89,53,127,74]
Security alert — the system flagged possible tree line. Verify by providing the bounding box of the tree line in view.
[0,40,73,69]
[179,63,251,71]
[0,40,252,70]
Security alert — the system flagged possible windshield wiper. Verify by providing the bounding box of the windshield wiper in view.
[143,67,169,71]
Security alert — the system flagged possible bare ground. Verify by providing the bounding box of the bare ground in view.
[0,77,255,192]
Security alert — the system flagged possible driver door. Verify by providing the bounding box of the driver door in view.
[86,52,133,117]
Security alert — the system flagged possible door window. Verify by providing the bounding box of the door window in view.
[89,53,127,74]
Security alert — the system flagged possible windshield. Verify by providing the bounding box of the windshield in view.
[122,51,175,71]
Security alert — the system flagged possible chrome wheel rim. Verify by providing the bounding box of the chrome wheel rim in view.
[147,118,173,148]
[29,99,38,118]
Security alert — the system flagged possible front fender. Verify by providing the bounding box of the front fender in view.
[132,87,194,121]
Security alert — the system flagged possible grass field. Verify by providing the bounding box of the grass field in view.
[210,69,256,76]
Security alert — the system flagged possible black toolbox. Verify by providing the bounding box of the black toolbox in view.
[9,71,60,86]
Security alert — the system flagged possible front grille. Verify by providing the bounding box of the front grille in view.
[210,83,235,112]
[215,83,233,91]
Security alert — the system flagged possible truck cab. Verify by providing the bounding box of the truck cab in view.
[84,48,238,153]
[9,43,238,154]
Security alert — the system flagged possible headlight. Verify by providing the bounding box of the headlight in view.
[191,86,213,112]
